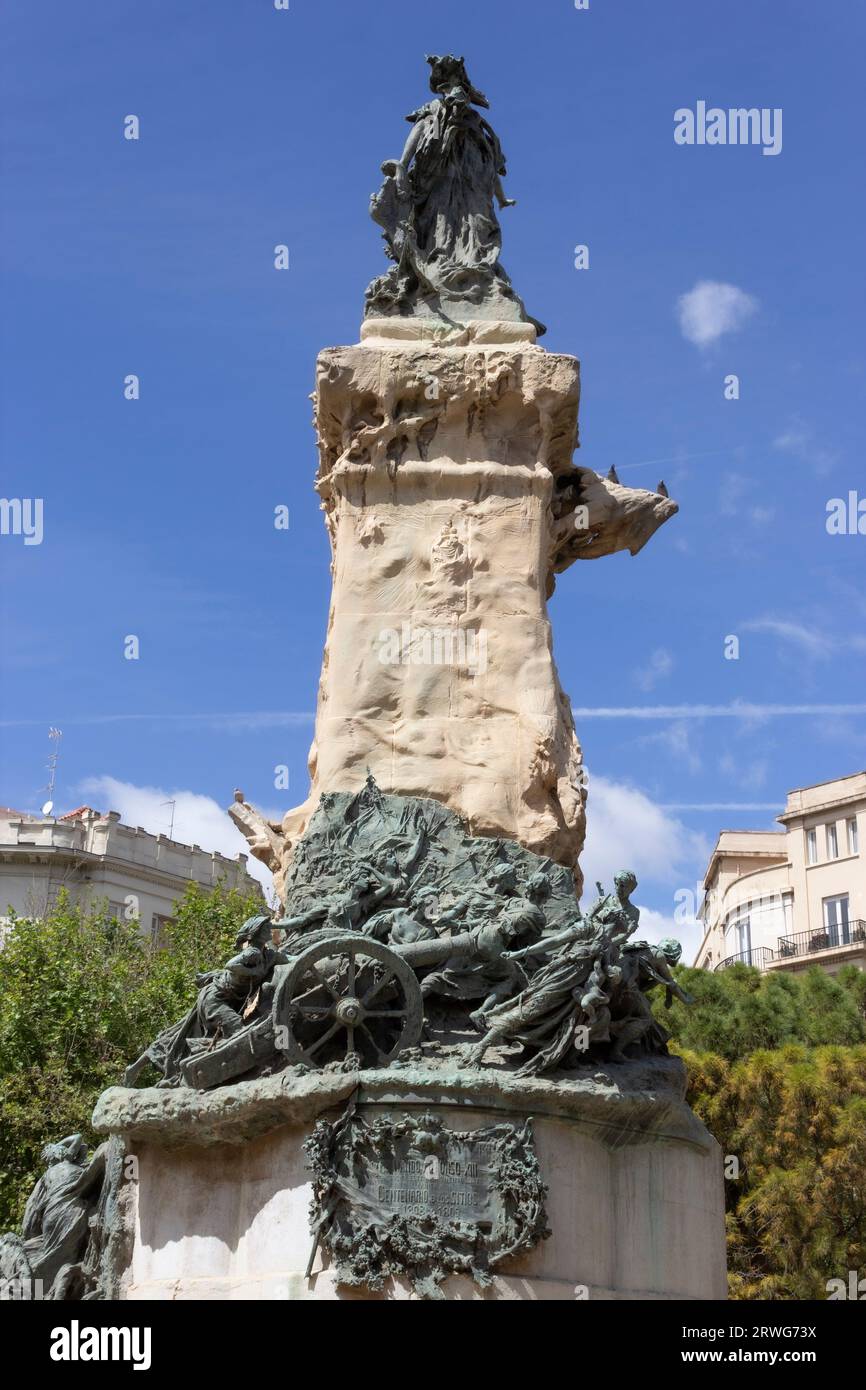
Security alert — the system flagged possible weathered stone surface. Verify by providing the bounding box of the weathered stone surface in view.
[92,1054,709,1153]
[231,338,675,897]
[99,1064,726,1302]
[360,317,538,346]
[550,466,679,575]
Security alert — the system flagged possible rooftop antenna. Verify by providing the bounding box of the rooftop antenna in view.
[161,798,177,839]
[41,727,62,817]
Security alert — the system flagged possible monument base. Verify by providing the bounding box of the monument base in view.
[93,1057,727,1301]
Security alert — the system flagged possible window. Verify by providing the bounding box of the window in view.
[823,895,850,947]
[848,818,859,855]
[726,909,751,962]
[151,914,172,948]
[806,829,818,864]
[826,823,839,859]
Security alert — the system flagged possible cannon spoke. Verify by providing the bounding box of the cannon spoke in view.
[358,1022,387,1062]
[306,1021,341,1057]
[294,1002,333,1018]
[307,970,341,1002]
[361,971,395,1008]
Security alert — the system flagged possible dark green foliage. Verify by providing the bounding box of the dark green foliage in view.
[679,1044,866,1299]
[659,961,866,1059]
[660,960,866,1298]
[0,881,262,1230]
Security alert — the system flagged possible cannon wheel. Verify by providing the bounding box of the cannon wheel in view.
[272,933,423,1068]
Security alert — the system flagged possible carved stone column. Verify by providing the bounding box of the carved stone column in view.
[272,324,676,896]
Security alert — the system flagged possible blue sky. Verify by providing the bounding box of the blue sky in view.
[1,0,864,951]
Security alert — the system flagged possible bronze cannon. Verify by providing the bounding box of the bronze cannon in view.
[179,929,475,1089]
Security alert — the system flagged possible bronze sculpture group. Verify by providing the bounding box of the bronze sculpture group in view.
[124,782,692,1091]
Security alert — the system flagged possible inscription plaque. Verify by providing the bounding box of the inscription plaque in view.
[304,1107,549,1298]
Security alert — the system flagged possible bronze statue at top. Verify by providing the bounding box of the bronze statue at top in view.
[364,55,542,331]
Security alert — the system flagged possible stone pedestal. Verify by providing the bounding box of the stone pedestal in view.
[93,1058,727,1302]
[245,325,678,904]
[301,336,588,880]
[227,322,677,905]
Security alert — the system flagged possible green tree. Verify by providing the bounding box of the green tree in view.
[0,880,261,1230]
[659,961,866,1297]
[679,1043,866,1299]
[658,961,866,1060]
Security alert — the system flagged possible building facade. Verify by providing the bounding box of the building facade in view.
[694,771,866,976]
[0,805,263,940]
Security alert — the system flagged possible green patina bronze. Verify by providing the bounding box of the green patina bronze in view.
[364,54,543,331]
[114,779,691,1094]
[304,1106,549,1299]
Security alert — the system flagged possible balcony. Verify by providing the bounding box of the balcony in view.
[715,921,866,972]
[776,920,866,962]
[715,946,777,971]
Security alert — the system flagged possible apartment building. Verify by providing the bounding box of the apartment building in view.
[693,771,866,976]
[0,804,263,940]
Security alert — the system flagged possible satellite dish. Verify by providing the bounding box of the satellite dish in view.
[41,800,54,817]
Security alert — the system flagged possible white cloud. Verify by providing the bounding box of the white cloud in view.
[815,717,866,753]
[718,751,769,792]
[773,424,810,453]
[677,280,758,348]
[581,774,709,892]
[581,776,709,959]
[773,417,838,475]
[740,617,866,661]
[633,647,674,692]
[718,470,751,517]
[637,719,702,773]
[742,617,830,659]
[79,775,277,900]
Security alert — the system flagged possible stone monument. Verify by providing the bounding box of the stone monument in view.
[230,52,677,897]
[2,55,726,1301]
